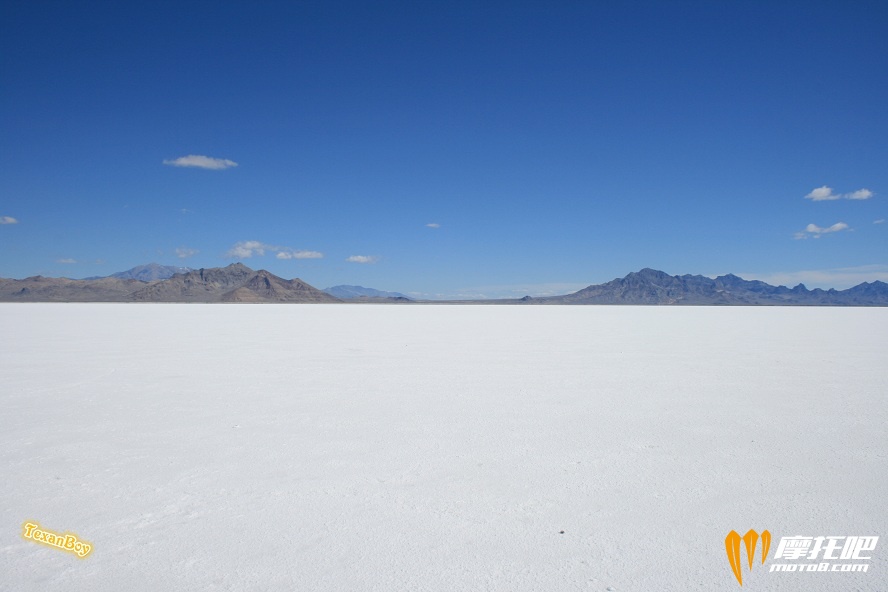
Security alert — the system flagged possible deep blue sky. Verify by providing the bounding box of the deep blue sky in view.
[2,1,886,297]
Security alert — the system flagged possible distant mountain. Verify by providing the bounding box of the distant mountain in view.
[129,263,340,303]
[82,263,193,281]
[536,268,888,306]
[0,276,146,302]
[2,265,886,305]
[1,264,340,303]
[109,263,193,281]
[324,285,411,300]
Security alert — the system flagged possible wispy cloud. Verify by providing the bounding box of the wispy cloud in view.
[227,240,323,260]
[227,241,268,258]
[56,258,77,264]
[163,155,238,170]
[175,247,199,259]
[875,219,886,224]
[794,222,850,239]
[346,255,379,264]
[804,186,874,201]
[737,264,888,290]
[846,188,874,200]
[0,216,19,224]
[276,250,323,260]
[805,186,841,201]
[426,223,440,228]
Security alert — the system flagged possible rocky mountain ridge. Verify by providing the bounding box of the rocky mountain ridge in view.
[534,268,888,306]
[0,263,339,303]
[1,265,886,305]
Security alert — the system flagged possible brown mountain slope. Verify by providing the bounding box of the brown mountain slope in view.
[0,263,340,303]
[127,263,339,303]
[128,263,256,302]
[221,270,339,303]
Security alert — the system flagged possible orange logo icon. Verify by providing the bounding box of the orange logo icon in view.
[726,529,771,586]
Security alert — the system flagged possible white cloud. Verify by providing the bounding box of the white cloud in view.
[175,247,199,259]
[276,250,323,260]
[805,186,841,201]
[794,221,850,239]
[804,186,874,201]
[163,155,238,170]
[227,241,323,260]
[0,216,18,224]
[846,188,874,200]
[807,222,849,233]
[875,219,886,224]
[227,240,268,258]
[426,223,441,228]
[737,264,888,290]
[346,255,379,264]
[56,258,77,264]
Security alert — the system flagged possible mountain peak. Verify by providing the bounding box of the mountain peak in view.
[125,264,337,303]
[225,262,252,271]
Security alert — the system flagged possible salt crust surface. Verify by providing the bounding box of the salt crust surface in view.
[1,304,886,591]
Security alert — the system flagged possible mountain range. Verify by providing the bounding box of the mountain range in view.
[532,268,888,306]
[1,264,886,305]
[0,263,338,303]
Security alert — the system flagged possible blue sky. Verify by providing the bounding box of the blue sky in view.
[1,1,886,298]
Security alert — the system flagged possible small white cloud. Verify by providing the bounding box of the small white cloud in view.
[175,247,199,259]
[56,258,77,264]
[227,240,322,260]
[346,255,379,264]
[846,188,874,200]
[426,223,440,228]
[796,221,851,239]
[805,186,841,201]
[227,240,267,258]
[163,155,238,170]
[276,250,323,260]
[0,216,18,224]
[875,219,886,224]
[804,185,875,201]
[810,222,849,233]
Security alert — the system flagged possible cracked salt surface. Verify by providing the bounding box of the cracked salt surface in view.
[1,304,886,591]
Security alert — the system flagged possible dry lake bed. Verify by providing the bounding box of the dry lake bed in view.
[1,304,886,591]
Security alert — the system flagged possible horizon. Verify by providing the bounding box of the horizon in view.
[5,261,886,302]
[2,2,887,298]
